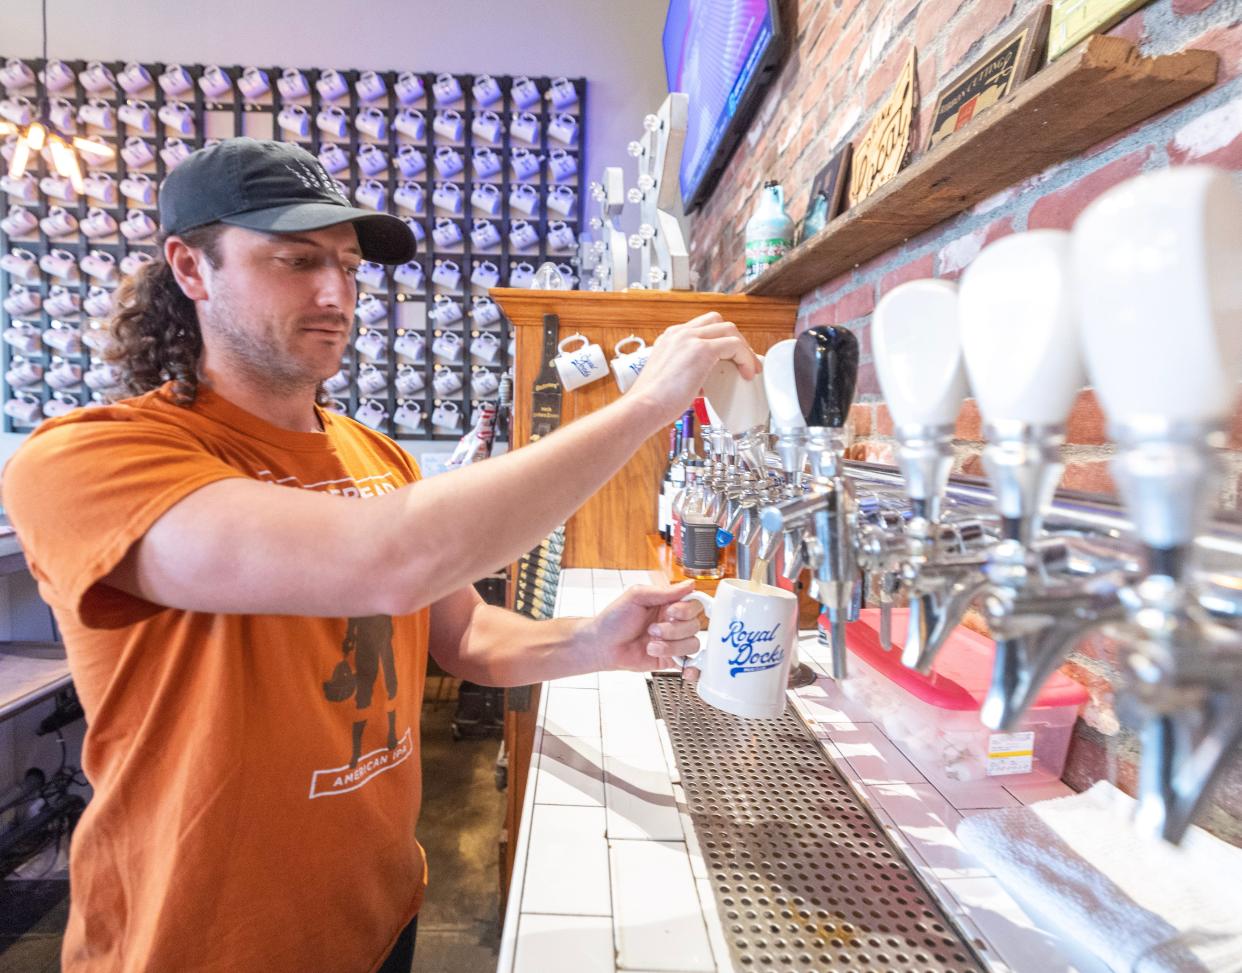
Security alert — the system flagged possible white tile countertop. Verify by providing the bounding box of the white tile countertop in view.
[495,568,1111,973]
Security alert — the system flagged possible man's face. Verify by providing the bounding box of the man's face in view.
[196,223,362,394]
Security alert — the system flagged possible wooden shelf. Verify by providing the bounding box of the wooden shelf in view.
[743,35,1218,299]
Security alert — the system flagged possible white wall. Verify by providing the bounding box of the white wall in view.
[2,0,672,205]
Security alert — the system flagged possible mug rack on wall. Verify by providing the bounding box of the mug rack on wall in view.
[0,57,586,439]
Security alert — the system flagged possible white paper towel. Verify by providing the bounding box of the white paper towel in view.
[957,781,1242,973]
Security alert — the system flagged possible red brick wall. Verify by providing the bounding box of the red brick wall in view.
[689,0,1242,842]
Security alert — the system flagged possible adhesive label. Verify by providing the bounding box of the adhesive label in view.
[986,731,1034,776]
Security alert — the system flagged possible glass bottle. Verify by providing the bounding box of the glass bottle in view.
[679,464,723,580]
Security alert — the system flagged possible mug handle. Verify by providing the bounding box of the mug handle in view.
[671,590,713,671]
[613,335,646,357]
[557,333,588,355]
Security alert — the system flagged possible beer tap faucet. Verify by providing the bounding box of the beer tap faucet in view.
[1073,166,1242,844]
[957,230,1127,732]
[761,326,860,678]
[871,281,975,673]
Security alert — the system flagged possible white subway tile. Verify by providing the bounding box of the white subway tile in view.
[536,733,606,807]
[826,722,926,784]
[611,839,714,971]
[621,569,658,588]
[561,568,594,590]
[604,755,682,841]
[522,805,611,916]
[514,914,616,973]
[545,686,602,739]
[868,782,990,879]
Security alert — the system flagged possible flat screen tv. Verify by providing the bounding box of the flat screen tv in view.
[663,0,785,213]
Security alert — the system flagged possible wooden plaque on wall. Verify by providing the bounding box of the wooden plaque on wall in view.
[848,49,918,208]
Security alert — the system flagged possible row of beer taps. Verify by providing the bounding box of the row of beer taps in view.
[694,165,1242,846]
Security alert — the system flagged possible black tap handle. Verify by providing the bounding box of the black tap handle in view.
[794,325,859,428]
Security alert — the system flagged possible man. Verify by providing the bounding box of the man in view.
[1,138,759,973]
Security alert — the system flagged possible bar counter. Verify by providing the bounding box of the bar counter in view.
[495,568,1110,973]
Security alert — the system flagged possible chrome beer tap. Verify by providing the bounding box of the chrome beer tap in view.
[1072,166,1242,844]
[870,281,979,673]
[760,326,861,678]
[957,230,1129,733]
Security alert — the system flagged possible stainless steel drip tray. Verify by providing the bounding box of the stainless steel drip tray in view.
[650,674,985,973]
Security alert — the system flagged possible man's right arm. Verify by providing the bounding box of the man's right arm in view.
[103,313,759,618]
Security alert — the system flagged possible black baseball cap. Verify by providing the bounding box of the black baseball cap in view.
[158,138,416,264]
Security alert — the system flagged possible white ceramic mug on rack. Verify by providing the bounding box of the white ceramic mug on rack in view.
[511,76,539,110]
[394,181,424,213]
[319,143,349,174]
[470,219,500,250]
[471,260,500,290]
[159,63,193,96]
[355,331,386,360]
[357,144,388,176]
[433,368,462,396]
[432,182,463,215]
[2,322,41,353]
[277,67,310,99]
[80,249,117,283]
[547,185,577,217]
[394,260,424,290]
[278,104,310,138]
[471,183,501,216]
[158,100,195,135]
[434,146,463,178]
[610,336,650,393]
[356,107,387,139]
[508,261,535,288]
[39,248,78,280]
[355,399,387,430]
[432,330,463,362]
[355,260,386,289]
[160,138,192,169]
[356,70,386,102]
[81,61,116,93]
[432,73,462,105]
[510,111,539,145]
[548,220,577,251]
[676,581,799,719]
[548,112,579,146]
[394,108,425,140]
[394,401,422,432]
[472,110,502,142]
[0,59,36,90]
[472,74,502,107]
[396,145,426,178]
[433,109,463,141]
[432,218,462,249]
[1,205,37,237]
[395,71,424,105]
[471,368,499,397]
[553,334,608,391]
[471,297,502,327]
[548,147,577,182]
[121,136,155,168]
[239,66,270,100]
[39,174,76,203]
[429,297,463,326]
[357,363,387,395]
[394,332,425,363]
[0,247,38,282]
[509,183,538,216]
[78,98,114,130]
[118,99,154,133]
[1,172,38,203]
[396,364,425,395]
[547,76,578,109]
[431,400,461,429]
[471,330,501,363]
[432,258,461,290]
[317,105,348,138]
[118,61,153,94]
[472,147,501,179]
[199,65,232,99]
[316,69,349,101]
[42,60,76,92]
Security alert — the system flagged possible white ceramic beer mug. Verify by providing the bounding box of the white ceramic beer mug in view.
[552,333,607,391]
[678,580,799,719]
[610,336,650,393]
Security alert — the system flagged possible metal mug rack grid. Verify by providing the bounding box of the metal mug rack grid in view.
[0,57,586,439]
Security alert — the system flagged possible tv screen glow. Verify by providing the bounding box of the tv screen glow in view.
[663,0,781,211]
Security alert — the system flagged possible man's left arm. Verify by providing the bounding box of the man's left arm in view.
[428,581,705,687]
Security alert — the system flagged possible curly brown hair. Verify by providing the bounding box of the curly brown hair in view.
[104,224,225,406]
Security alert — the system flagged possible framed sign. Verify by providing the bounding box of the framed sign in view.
[927,5,1051,150]
[848,49,917,208]
[1049,0,1154,60]
[800,144,853,242]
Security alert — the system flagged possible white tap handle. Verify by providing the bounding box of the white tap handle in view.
[873,279,969,430]
[763,339,805,431]
[701,355,768,436]
[959,230,1085,428]
[1072,166,1242,429]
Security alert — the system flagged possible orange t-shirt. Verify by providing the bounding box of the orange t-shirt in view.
[2,383,431,973]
